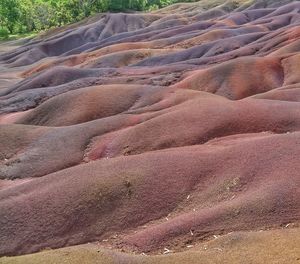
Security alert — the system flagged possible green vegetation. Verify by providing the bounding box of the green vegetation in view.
[0,32,37,42]
[0,0,197,39]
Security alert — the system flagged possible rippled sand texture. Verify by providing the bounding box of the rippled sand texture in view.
[0,0,300,263]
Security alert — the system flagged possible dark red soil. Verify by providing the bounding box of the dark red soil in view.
[0,0,300,261]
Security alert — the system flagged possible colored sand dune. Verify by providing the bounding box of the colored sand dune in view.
[0,0,300,263]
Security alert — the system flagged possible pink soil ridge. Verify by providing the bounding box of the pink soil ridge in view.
[0,0,300,259]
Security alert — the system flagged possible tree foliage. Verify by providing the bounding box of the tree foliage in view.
[0,0,196,37]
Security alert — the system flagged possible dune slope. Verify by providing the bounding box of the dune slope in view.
[0,0,300,263]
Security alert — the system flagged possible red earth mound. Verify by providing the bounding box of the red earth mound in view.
[0,0,300,262]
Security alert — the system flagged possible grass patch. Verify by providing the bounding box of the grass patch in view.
[0,32,37,42]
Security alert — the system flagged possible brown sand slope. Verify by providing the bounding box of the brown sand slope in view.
[0,0,300,263]
[2,227,300,264]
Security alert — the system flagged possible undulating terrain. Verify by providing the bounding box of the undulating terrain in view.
[0,0,300,263]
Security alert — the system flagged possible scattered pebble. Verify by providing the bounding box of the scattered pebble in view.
[213,247,223,252]
[163,248,173,254]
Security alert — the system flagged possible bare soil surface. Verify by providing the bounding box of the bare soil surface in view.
[0,0,300,263]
